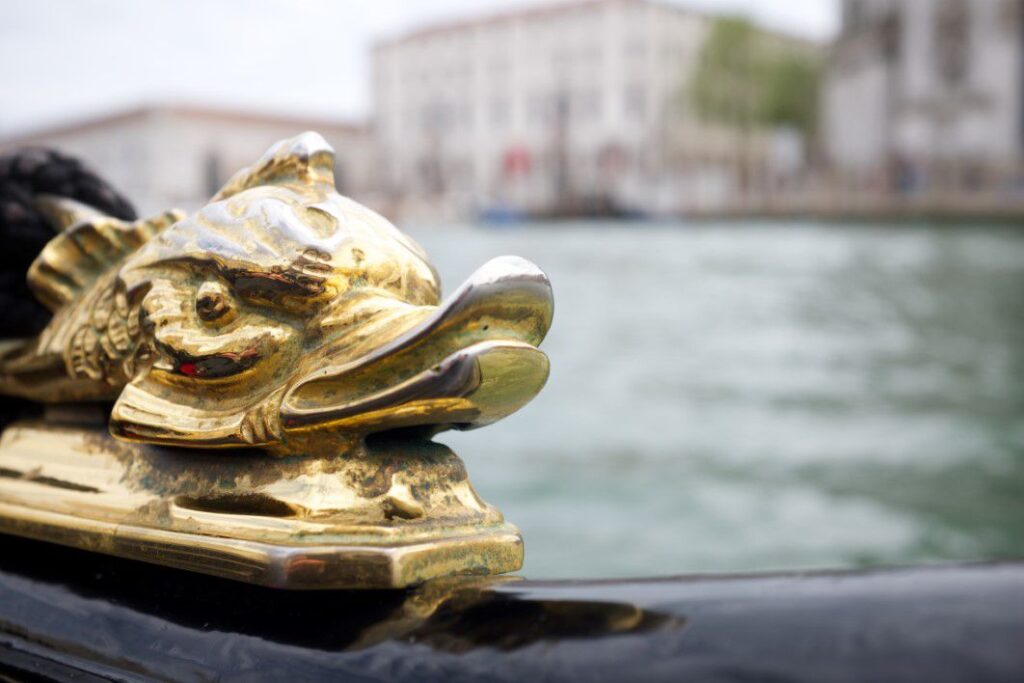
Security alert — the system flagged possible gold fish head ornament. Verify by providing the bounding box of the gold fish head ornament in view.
[1,133,553,456]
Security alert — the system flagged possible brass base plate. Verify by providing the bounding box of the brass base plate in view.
[0,421,523,589]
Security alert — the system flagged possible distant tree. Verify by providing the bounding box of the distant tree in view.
[761,53,821,134]
[689,17,766,131]
[688,16,822,188]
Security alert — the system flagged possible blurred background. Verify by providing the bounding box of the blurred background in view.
[2,0,1024,579]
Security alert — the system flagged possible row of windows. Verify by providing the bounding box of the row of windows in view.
[380,40,693,87]
[386,87,652,137]
[381,6,689,57]
[839,0,976,88]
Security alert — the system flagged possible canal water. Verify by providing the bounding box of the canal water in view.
[406,220,1024,579]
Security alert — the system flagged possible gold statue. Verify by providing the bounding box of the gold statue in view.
[0,133,552,588]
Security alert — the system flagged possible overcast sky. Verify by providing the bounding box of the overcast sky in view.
[0,0,839,136]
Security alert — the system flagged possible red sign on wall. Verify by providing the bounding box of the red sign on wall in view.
[503,147,532,177]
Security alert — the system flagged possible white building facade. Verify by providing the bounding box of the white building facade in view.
[0,106,371,215]
[372,0,813,219]
[823,0,1024,191]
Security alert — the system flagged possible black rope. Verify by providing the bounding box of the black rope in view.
[0,148,137,337]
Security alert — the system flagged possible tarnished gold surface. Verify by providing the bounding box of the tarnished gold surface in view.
[0,422,522,588]
[0,133,552,587]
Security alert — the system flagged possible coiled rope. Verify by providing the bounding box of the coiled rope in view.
[0,148,137,337]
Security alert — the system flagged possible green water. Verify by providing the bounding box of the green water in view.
[406,220,1024,579]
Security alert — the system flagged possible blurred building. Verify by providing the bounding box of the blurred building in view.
[372,0,818,220]
[0,105,371,215]
[824,0,1024,195]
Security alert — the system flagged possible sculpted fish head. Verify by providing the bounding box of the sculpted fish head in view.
[108,132,552,454]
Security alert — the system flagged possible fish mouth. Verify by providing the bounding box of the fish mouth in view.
[170,350,261,379]
[280,255,553,436]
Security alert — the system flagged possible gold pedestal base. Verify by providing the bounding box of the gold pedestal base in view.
[0,421,522,589]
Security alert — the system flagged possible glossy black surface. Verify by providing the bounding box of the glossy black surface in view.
[0,534,1022,682]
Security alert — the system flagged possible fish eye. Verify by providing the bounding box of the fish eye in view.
[196,280,236,324]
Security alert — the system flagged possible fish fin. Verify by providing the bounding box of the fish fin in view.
[61,275,144,386]
[26,208,185,313]
[34,195,107,232]
[213,131,336,201]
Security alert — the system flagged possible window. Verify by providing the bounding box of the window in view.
[624,84,646,121]
[491,98,510,128]
[203,151,222,198]
[880,10,902,62]
[624,38,646,60]
[935,0,970,86]
[421,101,455,134]
[529,94,552,127]
[844,0,865,31]
[574,89,603,124]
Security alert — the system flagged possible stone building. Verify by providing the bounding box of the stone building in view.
[823,0,1024,193]
[0,105,371,215]
[372,0,817,219]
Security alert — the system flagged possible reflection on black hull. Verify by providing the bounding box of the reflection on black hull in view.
[1,535,1023,682]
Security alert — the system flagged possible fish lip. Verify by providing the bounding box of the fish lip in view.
[280,340,548,433]
[329,254,552,376]
[280,255,553,432]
